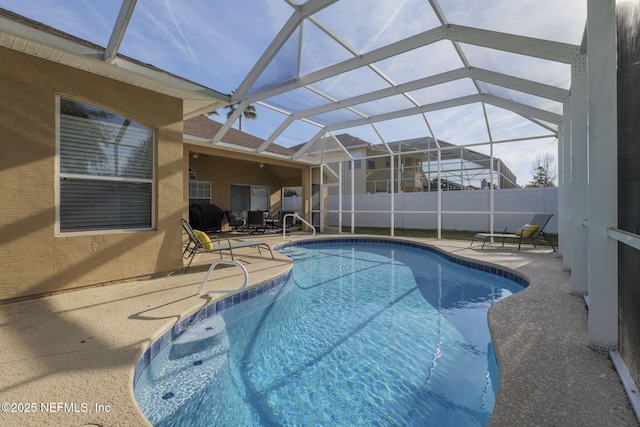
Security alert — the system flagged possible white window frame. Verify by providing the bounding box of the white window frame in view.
[348,151,362,170]
[55,96,155,234]
[189,179,212,203]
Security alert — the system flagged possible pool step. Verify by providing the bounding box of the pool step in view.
[280,246,313,259]
[135,315,230,425]
[169,315,226,359]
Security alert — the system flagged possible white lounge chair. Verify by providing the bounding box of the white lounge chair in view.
[471,213,556,251]
[181,219,273,272]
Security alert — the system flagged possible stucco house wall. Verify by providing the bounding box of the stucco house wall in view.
[187,151,299,221]
[0,47,185,301]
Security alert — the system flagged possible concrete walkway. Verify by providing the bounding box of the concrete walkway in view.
[0,235,636,426]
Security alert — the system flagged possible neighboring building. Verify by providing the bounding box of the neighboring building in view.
[384,137,519,191]
[291,134,373,195]
[295,134,518,195]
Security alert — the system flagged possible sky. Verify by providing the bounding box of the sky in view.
[0,0,586,186]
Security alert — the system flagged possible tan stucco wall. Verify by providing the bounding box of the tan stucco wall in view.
[185,144,309,229]
[0,48,184,301]
[190,155,282,212]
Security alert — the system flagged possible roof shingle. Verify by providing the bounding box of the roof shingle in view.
[184,116,295,156]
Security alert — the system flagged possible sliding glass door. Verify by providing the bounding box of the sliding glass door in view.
[230,184,269,218]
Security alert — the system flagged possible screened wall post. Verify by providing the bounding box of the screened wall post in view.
[397,147,401,193]
[559,115,572,269]
[437,146,442,240]
[351,158,355,234]
[390,153,395,237]
[320,164,325,233]
[570,61,589,294]
[482,102,495,238]
[338,159,343,234]
[586,0,618,351]
[460,147,464,189]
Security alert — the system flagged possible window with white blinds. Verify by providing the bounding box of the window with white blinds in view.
[57,98,154,233]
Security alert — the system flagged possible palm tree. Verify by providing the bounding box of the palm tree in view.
[225,95,257,132]
[205,91,258,131]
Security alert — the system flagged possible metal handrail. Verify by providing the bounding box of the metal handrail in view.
[283,213,316,240]
[198,260,248,295]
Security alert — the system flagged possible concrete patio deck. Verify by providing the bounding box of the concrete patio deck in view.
[0,234,636,426]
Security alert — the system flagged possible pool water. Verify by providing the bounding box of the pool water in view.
[135,241,524,426]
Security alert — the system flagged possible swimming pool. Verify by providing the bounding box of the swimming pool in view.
[134,239,525,426]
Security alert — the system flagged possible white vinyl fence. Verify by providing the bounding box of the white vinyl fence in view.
[283,187,558,233]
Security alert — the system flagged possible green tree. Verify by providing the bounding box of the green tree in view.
[527,153,557,187]
[206,90,258,132]
[225,99,257,132]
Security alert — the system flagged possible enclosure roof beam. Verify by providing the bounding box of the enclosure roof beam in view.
[468,67,570,103]
[233,0,339,101]
[245,24,580,104]
[104,0,137,63]
[482,95,562,125]
[258,66,565,153]
[292,128,327,160]
[313,94,560,134]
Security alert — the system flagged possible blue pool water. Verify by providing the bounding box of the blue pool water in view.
[135,240,524,426]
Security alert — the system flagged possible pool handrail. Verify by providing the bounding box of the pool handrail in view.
[283,212,316,240]
[198,260,248,295]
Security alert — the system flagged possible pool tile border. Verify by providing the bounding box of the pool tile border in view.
[135,237,528,388]
[276,237,530,288]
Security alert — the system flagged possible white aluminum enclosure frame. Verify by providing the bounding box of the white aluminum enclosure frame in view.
[4,1,639,402]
